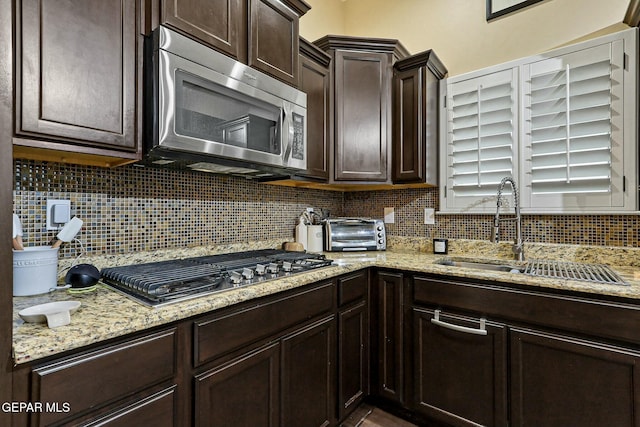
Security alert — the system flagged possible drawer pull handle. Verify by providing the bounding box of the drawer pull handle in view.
[431,310,488,336]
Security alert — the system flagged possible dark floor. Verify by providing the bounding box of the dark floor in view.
[340,404,418,427]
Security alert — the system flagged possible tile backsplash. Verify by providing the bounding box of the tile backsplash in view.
[13,160,640,260]
[344,189,640,248]
[13,160,343,258]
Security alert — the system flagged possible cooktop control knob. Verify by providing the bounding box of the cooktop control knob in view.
[229,271,243,284]
[267,263,279,274]
[242,267,254,280]
[282,261,293,272]
[255,264,266,276]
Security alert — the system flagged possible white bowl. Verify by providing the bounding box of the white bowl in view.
[19,301,81,328]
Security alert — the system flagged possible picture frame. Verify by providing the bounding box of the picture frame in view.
[486,0,544,21]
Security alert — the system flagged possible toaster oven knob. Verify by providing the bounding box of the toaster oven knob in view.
[378,239,384,244]
[378,233,383,238]
[377,226,383,231]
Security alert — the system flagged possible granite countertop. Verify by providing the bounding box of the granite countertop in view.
[12,239,640,365]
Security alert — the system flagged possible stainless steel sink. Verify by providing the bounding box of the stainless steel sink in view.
[435,259,523,273]
[435,257,627,286]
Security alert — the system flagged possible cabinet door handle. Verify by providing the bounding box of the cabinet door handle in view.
[431,310,488,336]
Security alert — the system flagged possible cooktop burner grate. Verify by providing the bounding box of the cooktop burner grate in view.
[101,249,333,306]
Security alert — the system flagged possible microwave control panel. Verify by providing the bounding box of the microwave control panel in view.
[292,113,305,160]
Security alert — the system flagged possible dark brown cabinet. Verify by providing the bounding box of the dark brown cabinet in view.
[161,0,246,62]
[282,316,336,427]
[372,271,405,404]
[412,274,640,427]
[413,308,508,427]
[315,36,408,184]
[510,328,640,427]
[29,328,180,426]
[16,0,141,166]
[195,343,280,427]
[298,38,332,180]
[158,0,308,86]
[392,51,447,184]
[337,271,370,420]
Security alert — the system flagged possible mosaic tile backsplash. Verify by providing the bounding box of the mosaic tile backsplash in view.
[344,189,640,248]
[13,159,640,260]
[13,160,343,258]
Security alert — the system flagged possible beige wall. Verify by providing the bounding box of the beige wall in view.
[300,0,630,76]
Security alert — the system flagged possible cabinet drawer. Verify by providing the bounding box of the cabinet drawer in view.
[32,328,176,426]
[194,280,336,366]
[413,275,640,345]
[338,270,368,306]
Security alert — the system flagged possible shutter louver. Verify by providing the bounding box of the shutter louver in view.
[445,68,518,209]
[528,56,614,195]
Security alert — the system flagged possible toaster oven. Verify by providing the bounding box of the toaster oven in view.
[324,218,386,251]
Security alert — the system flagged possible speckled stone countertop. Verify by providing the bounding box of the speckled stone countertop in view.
[12,238,640,365]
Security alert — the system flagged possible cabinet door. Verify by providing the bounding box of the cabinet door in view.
[338,301,369,420]
[373,271,404,403]
[19,0,138,150]
[161,0,246,62]
[511,328,640,427]
[248,0,299,86]
[195,343,280,427]
[334,50,391,182]
[413,309,508,427]
[299,44,331,180]
[393,63,439,185]
[281,316,336,427]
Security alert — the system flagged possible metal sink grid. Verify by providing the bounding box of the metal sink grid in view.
[523,259,627,286]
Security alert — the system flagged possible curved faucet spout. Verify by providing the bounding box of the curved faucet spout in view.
[492,176,525,261]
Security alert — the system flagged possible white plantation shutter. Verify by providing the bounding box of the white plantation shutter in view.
[443,67,518,212]
[521,40,631,211]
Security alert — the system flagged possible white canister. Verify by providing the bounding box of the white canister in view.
[307,225,323,253]
[13,246,60,296]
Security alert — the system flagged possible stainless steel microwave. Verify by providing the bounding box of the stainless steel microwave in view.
[144,26,307,178]
[325,218,386,251]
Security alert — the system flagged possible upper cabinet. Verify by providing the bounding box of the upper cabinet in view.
[315,36,409,184]
[298,38,332,180]
[440,28,638,214]
[393,51,447,185]
[158,0,309,86]
[15,0,142,167]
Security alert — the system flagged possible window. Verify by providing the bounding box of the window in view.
[440,28,637,214]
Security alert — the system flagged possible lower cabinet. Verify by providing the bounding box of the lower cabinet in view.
[28,328,181,427]
[282,316,336,427]
[510,328,640,427]
[373,271,405,404]
[413,308,508,427]
[412,274,640,427]
[195,343,280,427]
[195,317,336,427]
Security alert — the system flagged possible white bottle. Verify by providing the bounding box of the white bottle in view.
[295,217,308,250]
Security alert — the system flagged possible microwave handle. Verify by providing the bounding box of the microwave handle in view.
[282,104,294,162]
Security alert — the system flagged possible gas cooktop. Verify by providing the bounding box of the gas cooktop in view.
[101,249,334,307]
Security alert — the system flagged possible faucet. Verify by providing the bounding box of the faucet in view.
[492,176,525,261]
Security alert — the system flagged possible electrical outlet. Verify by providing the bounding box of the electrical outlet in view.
[46,199,71,230]
[424,208,435,225]
[384,207,395,224]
